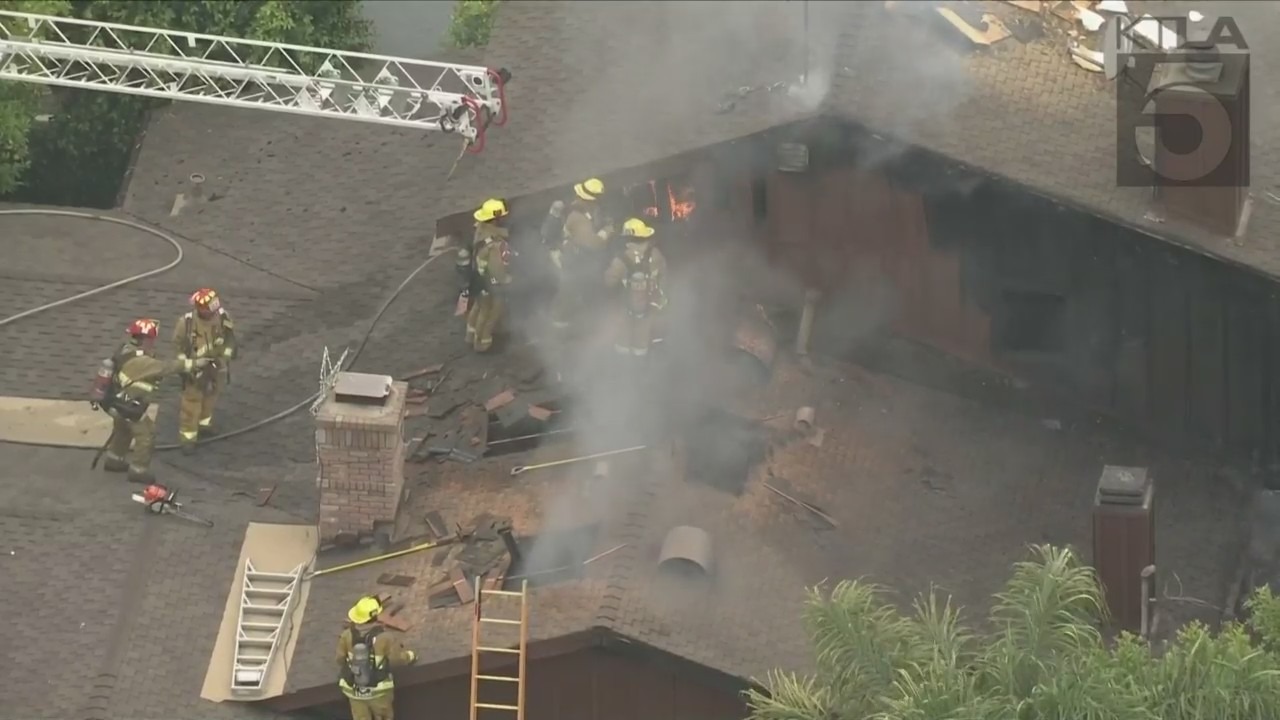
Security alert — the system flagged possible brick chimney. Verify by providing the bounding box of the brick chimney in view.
[1151,20,1250,237]
[315,372,409,544]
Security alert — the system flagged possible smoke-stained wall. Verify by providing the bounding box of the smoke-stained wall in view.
[767,126,1280,467]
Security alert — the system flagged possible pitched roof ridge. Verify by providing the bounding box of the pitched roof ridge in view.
[593,451,663,629]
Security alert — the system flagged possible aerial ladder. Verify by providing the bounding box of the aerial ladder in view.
[0,9,510,154]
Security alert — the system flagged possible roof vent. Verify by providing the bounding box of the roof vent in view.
[1150,28,1250,238]
[777,143,809,173]
[333,371,393,406]
[658,526,714,577]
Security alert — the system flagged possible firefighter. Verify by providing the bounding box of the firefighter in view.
[465,198,513,353]
[174,288,236,454]
[604,218,668,358]
[337,596,417,720]
[549,177,614,330]
[99,319,210,483]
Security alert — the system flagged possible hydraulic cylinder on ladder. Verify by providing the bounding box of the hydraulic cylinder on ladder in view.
[469,577,530,720]
[0,10,509,150]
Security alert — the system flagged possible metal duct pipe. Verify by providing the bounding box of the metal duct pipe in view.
[796,288,820,356]
[1140,564,1156,638]
[188,172,206,201]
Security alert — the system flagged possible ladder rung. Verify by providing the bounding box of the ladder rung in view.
[480,589,525,597]
[476,674,521,682]
[246,571,301,581]
[479,617,522,625]
[476,646,522,654]
[475,703,521,711]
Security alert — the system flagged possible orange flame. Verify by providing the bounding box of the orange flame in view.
[667,182,696,221]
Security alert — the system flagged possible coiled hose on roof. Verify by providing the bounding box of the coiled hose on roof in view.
[0,208,441,451]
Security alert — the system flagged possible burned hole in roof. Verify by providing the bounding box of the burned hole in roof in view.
[485,398,572,457]
[685,408,767,495]
[503,523,601,591]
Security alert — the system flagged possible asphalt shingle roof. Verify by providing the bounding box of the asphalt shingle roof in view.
[450,0,1280,280]
[444,0,826,209]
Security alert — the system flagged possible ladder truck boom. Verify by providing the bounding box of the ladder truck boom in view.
[0,10,509,144]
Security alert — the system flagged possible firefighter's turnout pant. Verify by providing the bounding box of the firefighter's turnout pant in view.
[178,366,225,445]
[616,310,655,357]
[347,694,396,720]
[550,249,601,329]
[106,415,156,478]
[466,291,504,352]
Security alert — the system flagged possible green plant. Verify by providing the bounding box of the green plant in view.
[0,0,70,196]
[448,0,499,49]
[748,545,1280,720]
[2,0,373,207]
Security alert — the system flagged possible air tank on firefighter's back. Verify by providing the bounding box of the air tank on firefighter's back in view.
[90,356,115,403]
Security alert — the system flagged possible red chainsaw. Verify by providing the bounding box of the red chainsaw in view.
[131,483,214,527]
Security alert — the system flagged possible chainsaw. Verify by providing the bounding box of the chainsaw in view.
[131,483,214,527]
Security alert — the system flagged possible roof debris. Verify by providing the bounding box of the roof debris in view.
[936,7,1013,46]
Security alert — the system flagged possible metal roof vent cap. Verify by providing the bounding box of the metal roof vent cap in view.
[777,143,810,173]
[1182,18,1222,83]
[188,173,206,201]
[658,525,714,578]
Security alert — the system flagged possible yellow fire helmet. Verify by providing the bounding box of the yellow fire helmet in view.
[574,177,605,201]
[348,595,384,624]
[473,198,508,223]
[622,218,655,238]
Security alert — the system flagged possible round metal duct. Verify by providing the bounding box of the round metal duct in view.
[777,143,810,173]
[658,525,714,577]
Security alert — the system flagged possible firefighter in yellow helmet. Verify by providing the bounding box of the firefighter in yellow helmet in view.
[337,596,417,720]
[550,177,614,330]
[98,319,211,483]
[465,198,513,352]
[173,288,236,454]
[604,218,668,358]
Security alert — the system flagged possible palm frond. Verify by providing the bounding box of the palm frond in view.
[746,671,834,720]
[802,579,917,710]
[905,589,976,671]
[983,545,1105,697]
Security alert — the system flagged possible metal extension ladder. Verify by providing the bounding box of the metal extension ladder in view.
[468,578,529,720]
[231,559,305,695]
[0,10,505,139]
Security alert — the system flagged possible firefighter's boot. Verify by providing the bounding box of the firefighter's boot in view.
[127,466,155,484]
[102,455,128,473]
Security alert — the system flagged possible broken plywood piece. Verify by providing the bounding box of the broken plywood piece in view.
[936,8,1012,46]
[400,364,444,382]
[449,566,475,604]
[379,611,413,632]
[485,388,517,412]
[483,554,513,591]
[1070,42,1105,71]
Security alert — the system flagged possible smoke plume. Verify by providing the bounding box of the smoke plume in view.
[509,0,980,595]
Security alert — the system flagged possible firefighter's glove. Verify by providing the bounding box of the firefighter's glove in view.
[549,249,563,269]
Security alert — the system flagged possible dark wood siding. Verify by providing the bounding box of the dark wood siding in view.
[765,165,993,368]
[383,647,748,720]
[764,129,1280,466]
